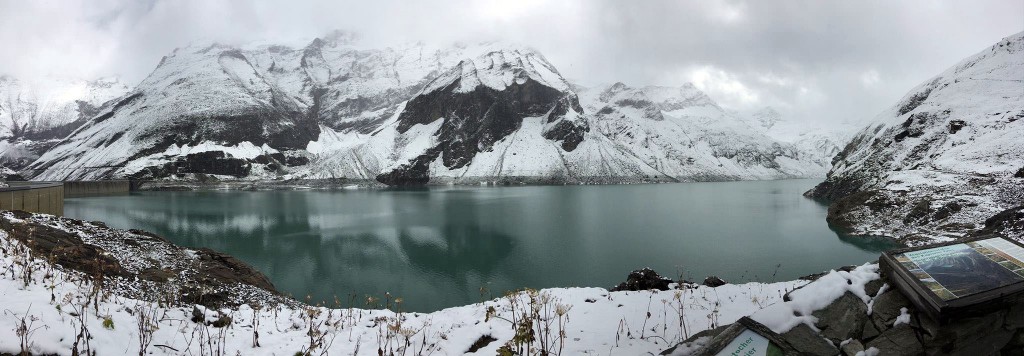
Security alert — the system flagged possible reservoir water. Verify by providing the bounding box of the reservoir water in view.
[64,179,896,312]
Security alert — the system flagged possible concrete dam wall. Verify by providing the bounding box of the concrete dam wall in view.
[64,180,132,198]
[1,180,136,216]
[0,183,65,216]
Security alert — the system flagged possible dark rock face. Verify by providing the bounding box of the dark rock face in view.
[91,93,143,124]
[610,267,674,291]
[977,205,1024,238]
[541,96,590,151]
[903,200,933,225]
[376,148,441,186]
[824,190,898,232]
[542,118,588,151]
[1016,167,1024,178]
[896,80,937,116]
[377,73,584,185]
[702,276,728,288]
[812,292,868,343]
[948,120,966,134]
[779,323,839,355]
[128,151,252,179]
[137,107,321,152]
[865,325,924,355]
[194,248,277,293]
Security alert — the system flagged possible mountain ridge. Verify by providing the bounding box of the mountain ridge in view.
[11,37,833,184]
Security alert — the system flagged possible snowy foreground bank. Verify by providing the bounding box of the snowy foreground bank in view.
[1,211,1021,355]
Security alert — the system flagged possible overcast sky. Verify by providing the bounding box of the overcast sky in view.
[1,0,1021,125]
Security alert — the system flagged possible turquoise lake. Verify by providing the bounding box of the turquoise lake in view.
[64,179,896,312]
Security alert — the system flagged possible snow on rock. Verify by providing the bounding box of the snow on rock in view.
[808,31,1024,245]
[750,264,879,334]
[892,307,910,326]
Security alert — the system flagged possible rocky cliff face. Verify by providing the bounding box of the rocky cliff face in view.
[376,50,588,185]
[807,32,1024,245]
[18,35,830,184]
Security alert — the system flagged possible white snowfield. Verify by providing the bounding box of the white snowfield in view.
[21,34,832,183]
[0,226,894,355]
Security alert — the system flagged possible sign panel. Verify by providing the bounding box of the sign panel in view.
[713,328,784,356]
[686,317,798,356]
[893,238,1024,300]
[880,236,1024,322]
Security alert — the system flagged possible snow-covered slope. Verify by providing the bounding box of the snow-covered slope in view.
[742,107,861,169]
[0,76,129,171]
[24,35,828,184]
[807,32,1024,245]
[576,83,828,181]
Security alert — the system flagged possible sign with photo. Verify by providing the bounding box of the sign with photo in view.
[881,236,1024,322]
[893,238,1024,300]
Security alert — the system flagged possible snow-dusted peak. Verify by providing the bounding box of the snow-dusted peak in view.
[749,107,782,130]
[420,45,570,95]
[593,82,665,121]
[638,84,720,111]
[0,75,130,138]
[587,82,729,123]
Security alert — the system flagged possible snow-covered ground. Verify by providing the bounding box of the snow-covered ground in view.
[0,212,908,355]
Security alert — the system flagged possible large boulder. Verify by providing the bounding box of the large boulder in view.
[611,267,674,291]
[812,292,869,343]
[780,323,839,356]
[864,325,924,355]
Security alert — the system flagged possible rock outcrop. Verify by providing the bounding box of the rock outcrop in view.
[0,210,284,308]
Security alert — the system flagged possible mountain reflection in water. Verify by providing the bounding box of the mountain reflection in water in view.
[65,179,898,312]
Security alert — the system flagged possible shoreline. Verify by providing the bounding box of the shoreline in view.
[1,210,1019,354]
[129,175,825,191]
[0,210,805,355]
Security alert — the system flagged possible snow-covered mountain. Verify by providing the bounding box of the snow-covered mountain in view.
[741,107,861,169]
[807,31,1024,244]
[573,83,827,181]
[0,76,129,174]
[24,35,828,184]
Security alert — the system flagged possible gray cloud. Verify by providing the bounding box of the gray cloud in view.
[1,0,1020,126]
